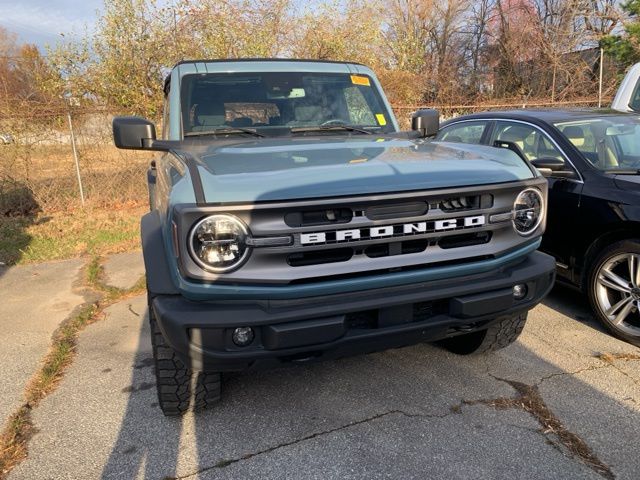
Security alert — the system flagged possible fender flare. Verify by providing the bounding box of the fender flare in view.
[141,210,179,296]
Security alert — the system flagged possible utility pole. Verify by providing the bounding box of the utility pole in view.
[66,99,85,207]
[598,47,604,108]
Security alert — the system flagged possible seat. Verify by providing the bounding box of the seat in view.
[495,126,532,161]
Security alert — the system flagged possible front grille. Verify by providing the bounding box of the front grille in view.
[175,182,530,284]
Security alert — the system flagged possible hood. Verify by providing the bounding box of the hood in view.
[183,137,536,203]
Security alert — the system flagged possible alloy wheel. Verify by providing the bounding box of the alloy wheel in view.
[594,253,640,337]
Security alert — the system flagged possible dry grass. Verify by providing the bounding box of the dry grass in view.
[0,203,146,265]
[465,379,614,480]
[595,352,640,363]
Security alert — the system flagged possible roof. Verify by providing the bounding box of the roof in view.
[451,108,637,124]
[172,58,365,69]
[164,58,369,94]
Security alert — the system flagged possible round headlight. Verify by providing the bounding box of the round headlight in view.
[513,188,544,236]
[189,215,251,273]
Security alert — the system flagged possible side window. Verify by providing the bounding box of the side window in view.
[162,94,170,139]
[435,121,488,144]
[493,121,565,164]
[615,125,640,156]
[630,82,640,112]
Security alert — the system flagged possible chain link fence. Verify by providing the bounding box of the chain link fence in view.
[0,97,610,217]
[0,108,151,215]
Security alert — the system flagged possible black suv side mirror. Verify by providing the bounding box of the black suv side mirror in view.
[530,158,564,171]
[411,109,439,137]
[530,157,576,179]
[113,116,166,150]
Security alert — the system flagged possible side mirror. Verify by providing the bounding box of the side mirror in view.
[530,158,564,171]
[113,116,165,150]
[530,157,576,179]
[411,109,439,137]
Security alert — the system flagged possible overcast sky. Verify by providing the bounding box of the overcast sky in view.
[0,0,103,49]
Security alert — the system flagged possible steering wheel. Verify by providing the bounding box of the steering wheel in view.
[320,119,347,126]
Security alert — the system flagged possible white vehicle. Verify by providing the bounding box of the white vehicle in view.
[612,62,640,112]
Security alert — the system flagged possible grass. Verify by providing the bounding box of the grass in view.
[0,203,146,265]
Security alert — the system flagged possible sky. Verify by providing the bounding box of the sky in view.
[0,0,104,49]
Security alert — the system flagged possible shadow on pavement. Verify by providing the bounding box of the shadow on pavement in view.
[543,284,609,335]
[101,317,183,479]
[98,299,639,480]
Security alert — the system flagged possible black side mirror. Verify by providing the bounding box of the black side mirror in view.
[530,158,565,171]
[113,116,165,150]
[530,157,576,179]
[411,109,439,137]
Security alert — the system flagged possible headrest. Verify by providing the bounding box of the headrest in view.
[562,126,583,139]
[499,126,530,143]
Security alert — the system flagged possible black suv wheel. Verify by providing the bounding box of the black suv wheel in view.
[588,240,640,348]
[149,305,221,416]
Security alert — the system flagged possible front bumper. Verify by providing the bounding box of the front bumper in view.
[152,250,555,371]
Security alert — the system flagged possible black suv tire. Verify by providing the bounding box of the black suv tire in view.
[587,240,640,348]
[150,307,221,416]
[437,312,527,355]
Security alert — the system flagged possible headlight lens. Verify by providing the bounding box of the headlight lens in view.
[189,215,251,273]
[513,188,543,236]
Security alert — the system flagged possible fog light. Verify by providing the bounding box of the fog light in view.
[232,327,254,346]
[513,284,527,300]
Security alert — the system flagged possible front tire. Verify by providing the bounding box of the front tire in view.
[437,312,528,355]
[587,240,640,348]
[149,306,221,416]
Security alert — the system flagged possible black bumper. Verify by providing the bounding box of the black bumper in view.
[152,251,556,371]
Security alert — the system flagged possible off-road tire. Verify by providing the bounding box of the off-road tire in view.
[437,312,528,355]
[587,240,640,348]
[150,309,221,416]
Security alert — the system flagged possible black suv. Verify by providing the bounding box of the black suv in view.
[437,109,640,347]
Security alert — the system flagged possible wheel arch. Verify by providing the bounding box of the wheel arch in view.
[141,209,179,297]
[579,223,640,291]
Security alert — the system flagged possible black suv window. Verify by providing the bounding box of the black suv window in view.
[493,121,565,164]
[435,121,488,144]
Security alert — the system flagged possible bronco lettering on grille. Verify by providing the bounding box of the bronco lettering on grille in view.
[300,215,485,245]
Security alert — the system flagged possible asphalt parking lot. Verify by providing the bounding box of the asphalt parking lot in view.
[1,253,639,480]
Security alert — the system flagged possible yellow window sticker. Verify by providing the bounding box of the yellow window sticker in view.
[350,75,370,86]
[376,114,387,126]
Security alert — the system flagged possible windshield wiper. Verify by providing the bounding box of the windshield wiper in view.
[602,168,640,174]
[184,127,265,138]
[291,125,373,135]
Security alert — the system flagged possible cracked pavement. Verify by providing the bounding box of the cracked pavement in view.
[2,254,640,479]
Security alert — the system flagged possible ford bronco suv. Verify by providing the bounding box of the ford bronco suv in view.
[113,59,556,416]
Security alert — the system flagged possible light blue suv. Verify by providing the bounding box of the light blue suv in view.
[113,59,555,416]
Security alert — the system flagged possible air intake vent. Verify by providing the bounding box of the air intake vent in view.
[365,202,428,220]
[288,248,353,267]
[439,194,492,212]
[438,231,492,249]
[285,208,352,227]
[364,239,428,258]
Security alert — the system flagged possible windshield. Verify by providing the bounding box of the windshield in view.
[554,116,640,172]
[180,72,394,137]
